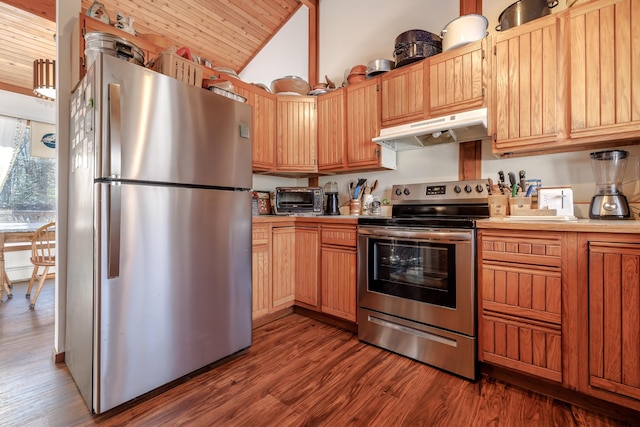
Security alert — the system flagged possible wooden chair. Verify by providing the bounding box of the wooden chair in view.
[26,222,55,308]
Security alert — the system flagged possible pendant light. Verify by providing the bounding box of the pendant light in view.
[33,59,56,100]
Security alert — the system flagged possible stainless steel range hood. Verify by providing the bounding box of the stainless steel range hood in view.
[372,108,489,151]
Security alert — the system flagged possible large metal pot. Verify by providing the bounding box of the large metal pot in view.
[366,59,395,77]
[393,29,442,67]
[496,0,559,31]
[440,14,488,52]
[84,31,145,67]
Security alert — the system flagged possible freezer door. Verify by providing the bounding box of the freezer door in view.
[96,54,252,189]
[95,182,252,413]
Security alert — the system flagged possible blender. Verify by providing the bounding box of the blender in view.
[324,181,340,215]
[589,150,631,219]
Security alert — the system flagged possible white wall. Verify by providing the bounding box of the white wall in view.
[319,0,459,88]
[239,7,309,89]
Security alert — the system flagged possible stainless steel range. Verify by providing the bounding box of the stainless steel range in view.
[357,179,489,380]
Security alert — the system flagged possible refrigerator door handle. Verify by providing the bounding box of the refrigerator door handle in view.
[108,83,122,178]
[107,182,121,278]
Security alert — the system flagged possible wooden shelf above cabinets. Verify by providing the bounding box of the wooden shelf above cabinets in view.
[79,12,164,79]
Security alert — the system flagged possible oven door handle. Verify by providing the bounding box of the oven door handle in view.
[358,227,472,241]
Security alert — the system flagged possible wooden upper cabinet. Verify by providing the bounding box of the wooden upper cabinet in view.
[380,61,425,127]
[567,0,640,144]
[428,39,487,118]
[252,90,277,172]
[275,96,317,173]
[345,77,384,168]
[317,88,346,172]
[492,14,560,154]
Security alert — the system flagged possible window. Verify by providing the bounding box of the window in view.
[0,115,56,223]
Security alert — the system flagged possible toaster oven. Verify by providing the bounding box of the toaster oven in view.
[274,187,323,215]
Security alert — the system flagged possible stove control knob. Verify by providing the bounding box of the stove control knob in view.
[395,188,402,196]
[464,184,472,193]
[476,184,484,193]
[403,188,411,196]
[454,185,462,193]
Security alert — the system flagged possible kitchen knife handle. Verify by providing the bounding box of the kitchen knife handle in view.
[108,83,122,178]
[107,182,121,278]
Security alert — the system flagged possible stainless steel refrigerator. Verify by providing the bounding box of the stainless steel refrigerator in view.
[66,53,253,414]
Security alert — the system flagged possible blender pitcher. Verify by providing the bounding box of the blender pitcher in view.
[589,150,631,219]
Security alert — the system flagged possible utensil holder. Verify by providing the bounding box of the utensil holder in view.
[350,199,361,216]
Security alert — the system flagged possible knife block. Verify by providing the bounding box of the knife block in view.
[488,195,509,217]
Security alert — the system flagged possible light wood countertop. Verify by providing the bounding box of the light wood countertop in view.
[477,218,640,233]
[252,215,359,225]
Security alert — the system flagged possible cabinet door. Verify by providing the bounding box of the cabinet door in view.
[231,82,276,172]
[271,227,295,310]
[251,223,271,320]
[482,313,562,382]
[345,78,382,168]
[317,89,346,172]
[568,0,640,144]
[428,39,486,118]
[493,14,559,153]
[253,91,277,172]
[276,96,317,173]
[294,226,320,308]
[588,241,640,401]
[380,61,424,126]
[321,246,357,322]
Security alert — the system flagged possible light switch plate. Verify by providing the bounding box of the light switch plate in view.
[538,188,574,216]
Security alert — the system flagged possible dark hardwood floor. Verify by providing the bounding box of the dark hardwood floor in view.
[0,280,635,426]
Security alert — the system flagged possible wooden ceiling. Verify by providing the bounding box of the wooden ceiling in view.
[0,0,308,97]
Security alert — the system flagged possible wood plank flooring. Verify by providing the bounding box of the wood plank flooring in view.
[0,280,635,426]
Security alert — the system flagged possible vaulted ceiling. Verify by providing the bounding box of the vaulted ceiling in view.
[0,0,309,97]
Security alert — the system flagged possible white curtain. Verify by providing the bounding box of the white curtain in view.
[0,115,28,193]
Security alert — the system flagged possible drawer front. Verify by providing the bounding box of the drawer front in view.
[482,313,562,383]
[482,263,561,324]
[252,224,270,246]
[321,225,357,247]
[481,232,562,267]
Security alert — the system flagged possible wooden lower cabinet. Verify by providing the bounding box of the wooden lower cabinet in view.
[320,225,357,322]
[294,225,320,308]
[576,234,640,411]
[252,220,357,326]
[271,226,296,310]
[478,230,565,383]
[321,247,356,321]
[251,223,271,320]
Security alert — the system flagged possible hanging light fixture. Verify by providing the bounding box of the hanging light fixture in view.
[33,59,56,100]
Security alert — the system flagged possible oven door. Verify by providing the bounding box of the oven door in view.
[357,226,476,336]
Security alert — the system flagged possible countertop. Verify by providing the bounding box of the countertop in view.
[252,215,360,225]
[477,217,640,233]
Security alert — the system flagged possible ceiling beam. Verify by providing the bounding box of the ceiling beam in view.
[0,81,35,97]
[458,0,483,181]
[305,0,318,85]
[1,0,55,22]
